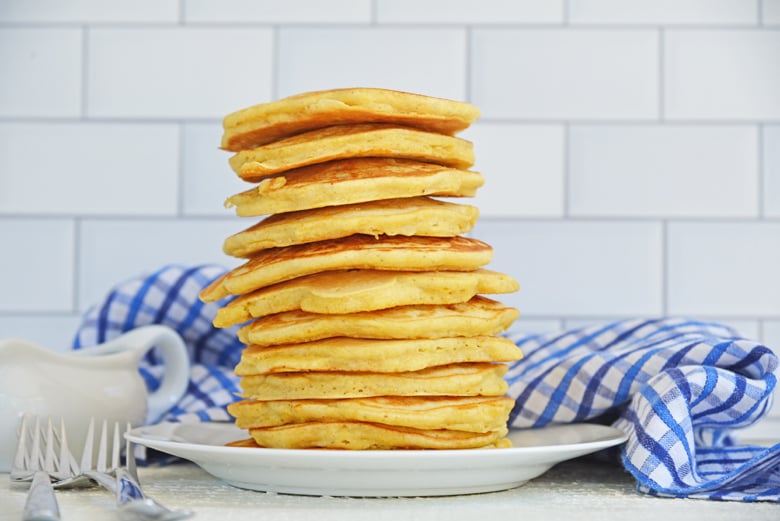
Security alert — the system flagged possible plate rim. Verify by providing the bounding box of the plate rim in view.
[127,421,627,496]
[127,421,628,462]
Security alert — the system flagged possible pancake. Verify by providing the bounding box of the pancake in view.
[224,197,480,256]
[200,235,494,302]
[224,158,484,217]
[239,363,509,400]
[213,269,519,327]
[236,297,519,346]
[221,87,480,151]
[228,124,475,182]
[245,421,507,450]
[228,396,514,432]
[226,435,512,450]
[234,335,521,374]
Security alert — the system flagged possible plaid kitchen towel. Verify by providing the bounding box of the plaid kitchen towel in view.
[506,319,779,502]
[73,265,780,502]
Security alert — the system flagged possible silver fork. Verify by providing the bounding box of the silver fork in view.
[9,416,76,521]
[79,418,194,521]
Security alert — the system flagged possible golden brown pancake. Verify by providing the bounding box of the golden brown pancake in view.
[212,269,519,327]
[236,296,519,346]
[234,335,521,374]
[223,158,484,217]
[223,196,480,256]
[239,363,509,400]
[245,421,507,450]
[226,435,512,450]
[228,396,514,432]
[221,87,480,151]
[228,124,475,182]
[200,235,493,302]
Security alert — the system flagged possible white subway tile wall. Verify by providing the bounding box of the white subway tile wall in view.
[184,0,372,23]
[766,125,780,217]
[0,122,180,215]
[0,1,778,428]
[375,0,564,24]
[766,0,780,25]
[568,0,759,25]
[87,28,274,118]
[568,125,759,217]
[277,27,467,99]
[667,222,780,316]
[464,123,565,218]
[0,0,179,23]
[0,28,82,117]
[664,30,780,120]
[471,29,659,120]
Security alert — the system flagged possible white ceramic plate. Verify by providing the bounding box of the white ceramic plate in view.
[127,422,627,497]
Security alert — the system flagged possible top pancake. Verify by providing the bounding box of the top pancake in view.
[200,235,494,302]
[221,87,480,151]
[228,124,475,182]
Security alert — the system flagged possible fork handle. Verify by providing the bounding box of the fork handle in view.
[23,471,61,521]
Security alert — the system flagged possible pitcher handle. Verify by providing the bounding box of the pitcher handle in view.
[136,325,190,424]
[81,325,190,424]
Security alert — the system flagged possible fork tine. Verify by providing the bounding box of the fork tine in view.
[29,417,43,472]
[125,422,139,483]
[80,417,95,471]
[55,417,80,478]
[96,419,108,473]
[43,418,57,473]
[12,415,30,472]
[111,422,121,471]
[56,418,67,475]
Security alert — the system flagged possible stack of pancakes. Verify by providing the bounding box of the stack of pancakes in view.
[200,88,522,450]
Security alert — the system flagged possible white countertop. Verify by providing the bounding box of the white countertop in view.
[1,458,777,521]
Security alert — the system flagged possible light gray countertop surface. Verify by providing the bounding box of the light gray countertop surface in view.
[2,458,778,521]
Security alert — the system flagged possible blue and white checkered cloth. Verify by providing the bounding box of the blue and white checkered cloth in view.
[506,319,779,502]
[73,265,780,502]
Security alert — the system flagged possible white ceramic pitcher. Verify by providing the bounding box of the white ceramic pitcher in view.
[0,325,190,472]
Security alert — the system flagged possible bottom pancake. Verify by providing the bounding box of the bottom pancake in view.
[245,421,509,450]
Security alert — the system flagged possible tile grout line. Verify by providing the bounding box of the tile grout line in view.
[271,25,280,100]
[72,217,81,313]
[81,25,89,118]
[661,219,669,316]
[758,124,765,218]
[563,123,570,217]
[464,26,472,102]
[658,27,665,121]
[177,122,185,216]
